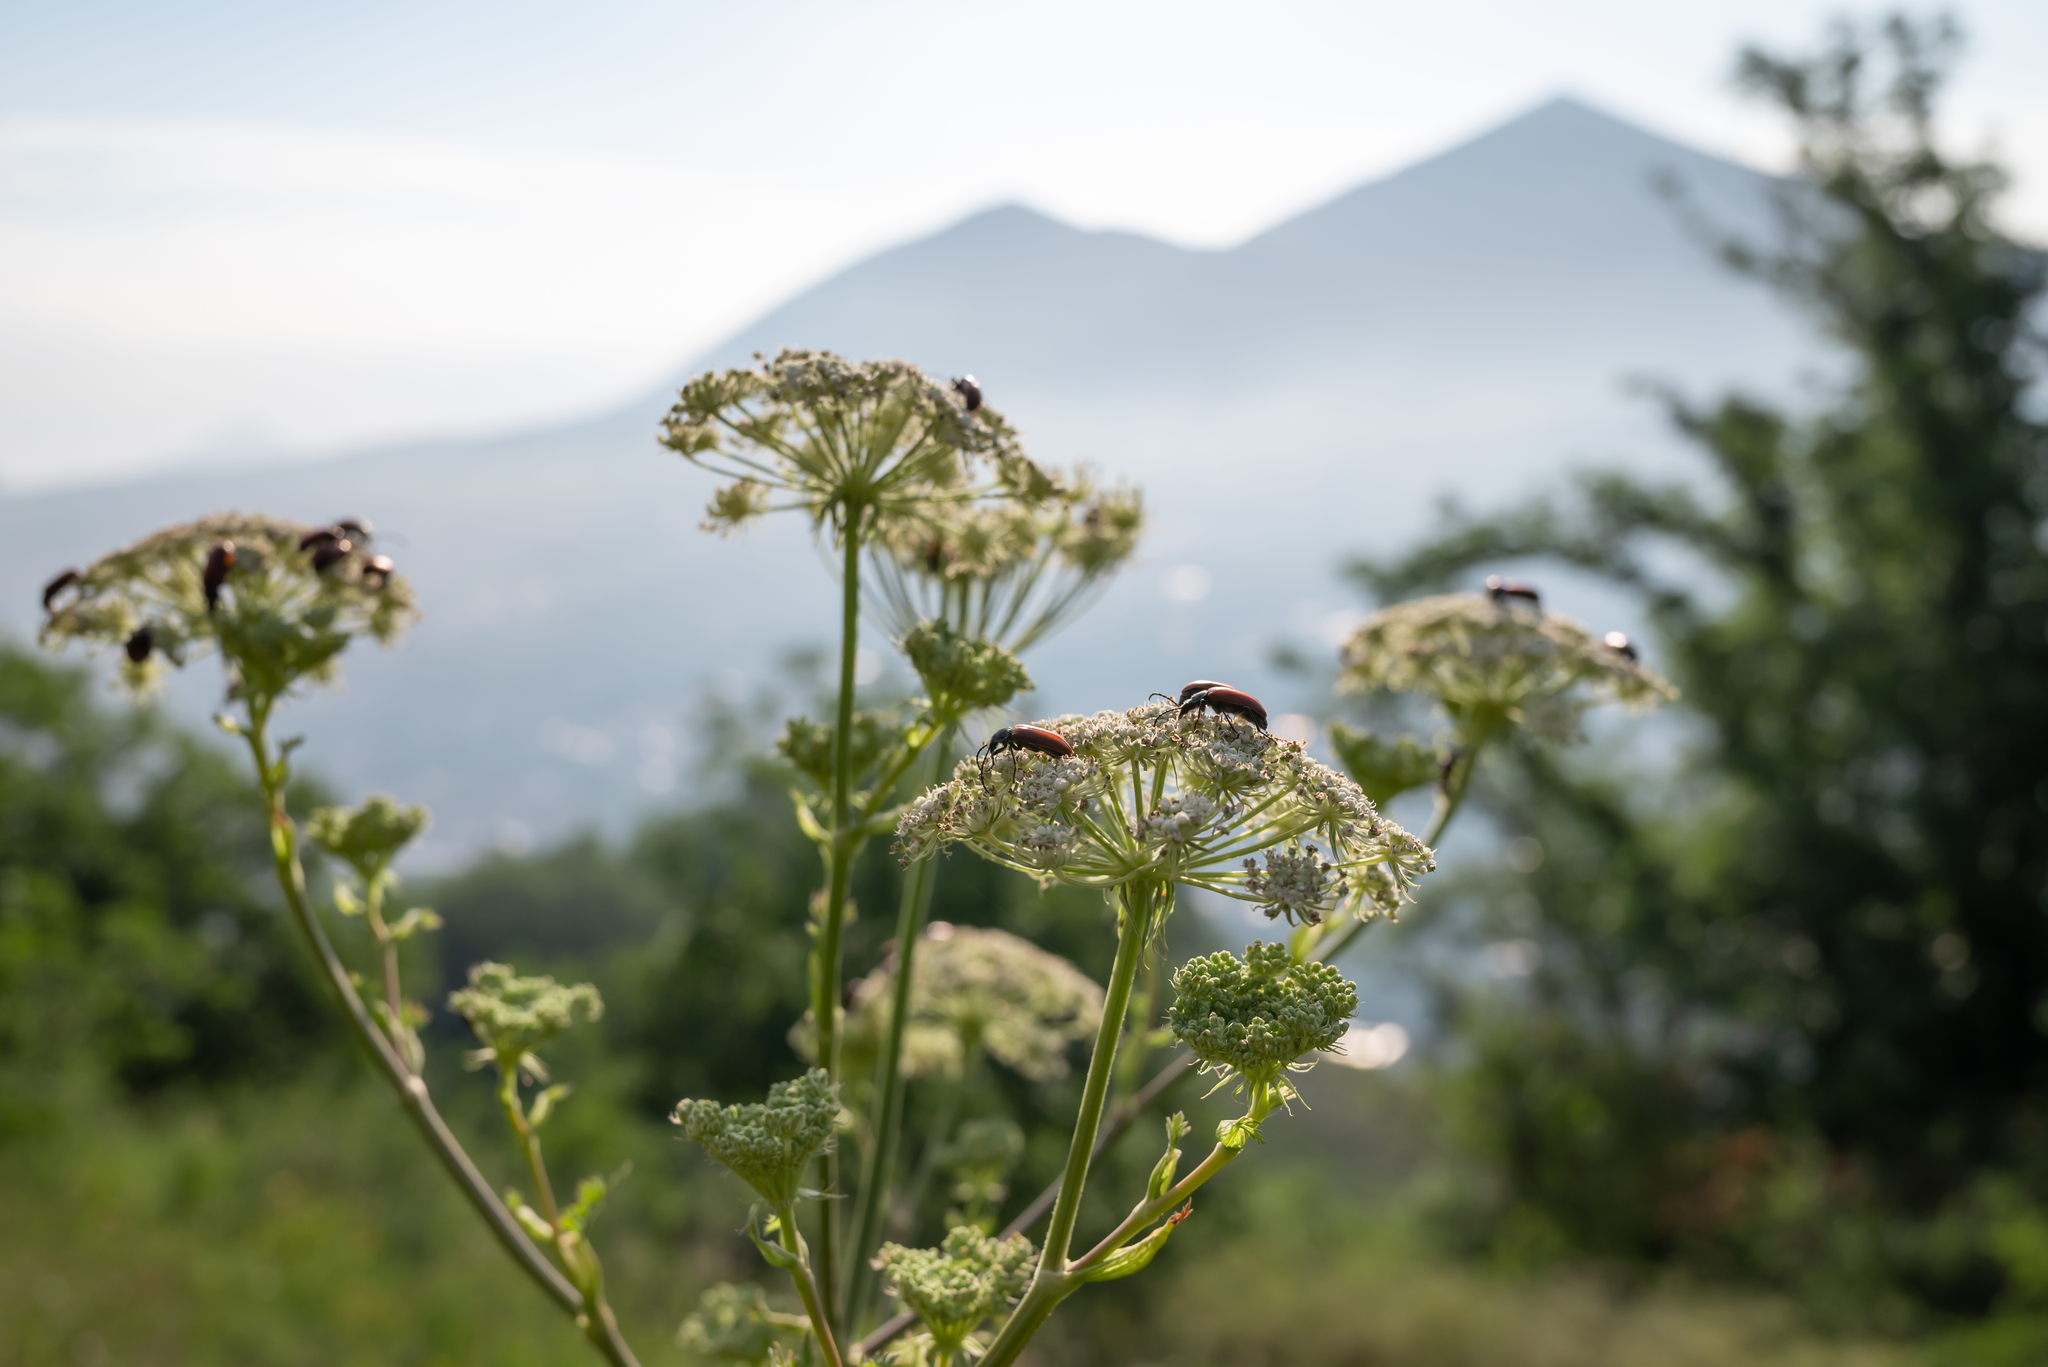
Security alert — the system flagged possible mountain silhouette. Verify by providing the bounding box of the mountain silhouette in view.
[0,96,1817,863]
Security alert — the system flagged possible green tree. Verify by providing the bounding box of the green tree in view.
[1359,14,2048,1308]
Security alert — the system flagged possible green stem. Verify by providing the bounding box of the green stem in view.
[814,518,866,1329]
[1039,881,1158,1273]
[777,1203,846,1367]
[238,702,640,1367]
[843,809,942,1326]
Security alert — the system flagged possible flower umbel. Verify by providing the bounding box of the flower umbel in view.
[673,1069,840,1209]
[660,349,1054,542]
[37,513,414,700]
[1168,941,1359,1092]
[304,794,429,882]
[793,924,1102,1083]
[872,1225,1035,1354]
[448,962,603,1066]
[675,1282,808,1363]
[1339,591,1677,745]
[895,702,1433,926]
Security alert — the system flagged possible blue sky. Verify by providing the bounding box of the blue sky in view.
[3,0,2043,488]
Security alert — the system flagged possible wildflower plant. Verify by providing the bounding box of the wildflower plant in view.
[663,351,1146,1341]
[663,351,1073,1313]
[38,515,642,1367]
[879,701,1429,1365]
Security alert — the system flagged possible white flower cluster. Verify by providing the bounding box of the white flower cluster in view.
[894,702,1433,925]
[1340,592,1678,744]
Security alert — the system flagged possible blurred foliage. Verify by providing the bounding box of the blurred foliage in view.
[1354,13,2048,1335]
[0,642,333,1125]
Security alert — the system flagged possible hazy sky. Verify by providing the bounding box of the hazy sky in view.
[3,0,2043,490]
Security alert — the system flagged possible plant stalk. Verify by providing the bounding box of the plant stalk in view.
[843,826,941,1325]
[1038,880,1158,1273]
[239,702,640,1367]
[813,519,867,1324]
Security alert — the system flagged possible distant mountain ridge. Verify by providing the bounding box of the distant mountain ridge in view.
[0,96,1817,864]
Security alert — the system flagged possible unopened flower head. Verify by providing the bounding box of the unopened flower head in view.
[1340,592,1677,745]
[793,924,1101,1083]
[900,619,1033,721]
[305,794,429,881]
[872,1225,1036,1350]
[672,1068,840,1208]
[660,349,1055,543]
[38,513,415,701]
[868,477,1144,651]
[448,962,602,1064]
[1168,942,1359,1089]
[894,702,1433,927]
[675,1282,793,1363]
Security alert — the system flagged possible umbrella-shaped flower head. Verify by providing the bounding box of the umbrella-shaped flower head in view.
[660,349,1055,544]
[1340,591,1677,745]
[895,702,1433,928]
[38,513,414,701]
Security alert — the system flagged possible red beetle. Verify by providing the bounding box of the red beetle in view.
[1176,682,1268,732]
[977,723,1072,785]
[1485,575,1540,606]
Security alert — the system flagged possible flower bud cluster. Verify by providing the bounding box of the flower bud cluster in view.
[672,1069,840,1208]
[305,794,429,880]
[448,962,603,1062]
[1169,942,1359,1088]
[894,701,1432,925]
[37,513,414,701]
[900,619,1033,719]
[675,1282,801,1362]
[872,1225,1036,1348]
[1340,592,1677,744]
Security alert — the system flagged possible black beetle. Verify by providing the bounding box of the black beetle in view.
[203,541,236,611]
[1486,575,1540,606]
[1603,630,1638,661]
[362,553,396,586]
[42,568,81,611]
[299,527,341,552]
[336,518,373,541]
[311,539,353,572]
[953,376,983,412]
[125,626,154,663]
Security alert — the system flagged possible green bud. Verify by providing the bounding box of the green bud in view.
[305,794,430,880]
[1168,942,1358,1090]
[872,1225,1036,1350]
[447,962,603,1062]
[1146,1112,1189,1202]
[672,1070,839,1208]
[901,619,1032,718]
[677,1282,803,1363]
[777,711,907,791]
